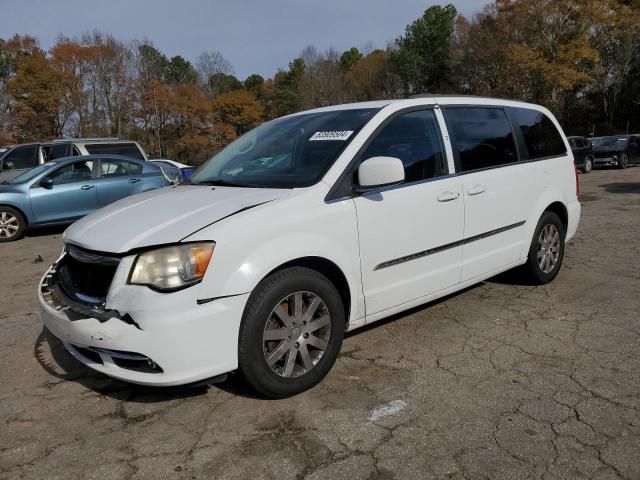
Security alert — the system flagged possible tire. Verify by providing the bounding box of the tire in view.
[238,267,345,398]
[619,153,629,169]
[0,206,26,242]
[582,156,593,174]
[520,211,565,285]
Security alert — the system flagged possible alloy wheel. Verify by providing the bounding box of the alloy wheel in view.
[262,291,331,378]
[537,224,561,274]
[0,211,19,239]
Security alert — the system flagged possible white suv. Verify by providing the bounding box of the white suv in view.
[38,97,581,398]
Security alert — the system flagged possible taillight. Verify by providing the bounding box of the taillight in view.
[575,168,580,196]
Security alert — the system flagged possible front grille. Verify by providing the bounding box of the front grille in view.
[59,245,121,303]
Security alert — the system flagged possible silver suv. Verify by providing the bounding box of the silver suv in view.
[0,138,148,183]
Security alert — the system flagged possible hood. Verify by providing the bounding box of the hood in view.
[64,185,290,253]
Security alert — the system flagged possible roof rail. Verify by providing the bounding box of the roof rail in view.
[51,137,120,143]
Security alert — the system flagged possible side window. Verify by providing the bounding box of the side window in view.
[49,143,70,160]
[72,146,81,156]
[359,109,448,183]
[49,161,94,185]
[444,107,518,172]
[2,145,38,171]
[101,159,142,177]
[85,143,145,161]
[508,107,566,160]
[569,139,577,149]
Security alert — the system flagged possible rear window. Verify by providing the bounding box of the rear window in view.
[84,143,145,161]
[508,107,566,160]
[444,107,518,172]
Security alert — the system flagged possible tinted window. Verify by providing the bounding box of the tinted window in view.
[508,107,566,159]
[101,159,142,177]
[49,143,70,160]
[445,108,518,172]
[49,161,94,185]
[569,138,577,149]
[358,109,447,183]
[2,145,38,171]
[84,143,145,160]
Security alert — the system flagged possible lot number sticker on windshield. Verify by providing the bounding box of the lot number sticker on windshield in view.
[309,130,354,141]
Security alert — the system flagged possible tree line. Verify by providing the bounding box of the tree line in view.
[1,0,639,164]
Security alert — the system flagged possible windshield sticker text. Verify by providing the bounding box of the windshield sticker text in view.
[309,130,354,141]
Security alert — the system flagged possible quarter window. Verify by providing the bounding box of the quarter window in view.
[359,109,448,183]
[445,107,518,172]
[508,107,566,160]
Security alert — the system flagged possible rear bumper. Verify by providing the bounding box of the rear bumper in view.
[566,199,581,243]
[38,260,249,386]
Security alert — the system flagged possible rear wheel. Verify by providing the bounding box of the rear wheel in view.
[0,207,25,242]
[520,211,565,285]
[582,156,593,173]
[238,267,345,398]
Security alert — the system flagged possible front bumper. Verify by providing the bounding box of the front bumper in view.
[38,258,249,386]
[593,156,619,167]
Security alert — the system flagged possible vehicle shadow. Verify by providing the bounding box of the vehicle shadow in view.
[600,182,640,194]
[26,224,67,238]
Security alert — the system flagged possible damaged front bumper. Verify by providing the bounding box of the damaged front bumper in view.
[38,255,249,386]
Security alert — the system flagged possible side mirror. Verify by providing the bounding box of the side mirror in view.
[4,161,15,171]
[355,156,405,193]
[39,177,54,189]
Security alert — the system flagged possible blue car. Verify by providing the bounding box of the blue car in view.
[0,155,168,242]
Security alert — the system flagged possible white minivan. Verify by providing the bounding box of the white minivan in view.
[38,97,581,398]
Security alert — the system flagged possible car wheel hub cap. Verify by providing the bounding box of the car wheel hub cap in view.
[536,224,560,274]
[263,291,331,378]
[0,212,19,238]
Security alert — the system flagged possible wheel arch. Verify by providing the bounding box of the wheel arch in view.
[261,256,352,323]
[544,201,568,233]
[0,203,29,226]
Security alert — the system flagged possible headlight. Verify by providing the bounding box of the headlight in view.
[129,242,215,291]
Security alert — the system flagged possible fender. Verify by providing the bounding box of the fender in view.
[187,189,366,326]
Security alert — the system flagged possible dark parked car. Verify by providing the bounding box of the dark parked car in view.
[0,155,168,242]
[568,136,594,173]
[591,135,640,169]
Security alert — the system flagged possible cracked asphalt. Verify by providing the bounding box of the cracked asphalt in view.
[1,167,640,480]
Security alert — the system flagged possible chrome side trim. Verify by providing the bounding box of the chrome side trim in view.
[374,220,526,271]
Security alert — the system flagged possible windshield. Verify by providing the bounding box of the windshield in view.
[190,108,380,188]
[592,136,628,147]
[8,162,57,184]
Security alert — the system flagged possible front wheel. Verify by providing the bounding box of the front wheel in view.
[0,206,26,242]
[520,211,565,285]
[619,153,629,169]
[238,267,345,398]
[582,156,593,174]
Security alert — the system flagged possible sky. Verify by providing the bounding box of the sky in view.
[1,0,486,80]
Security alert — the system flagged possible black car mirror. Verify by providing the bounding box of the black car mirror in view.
[39,177,54,189]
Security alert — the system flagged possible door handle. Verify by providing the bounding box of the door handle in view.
[467,184,487,196]
[128,178,142,184]
[437,191,460,202]
[80,184,95,190]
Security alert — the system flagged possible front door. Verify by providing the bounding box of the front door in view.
[353,109,464,317]
[30,160,98,224]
